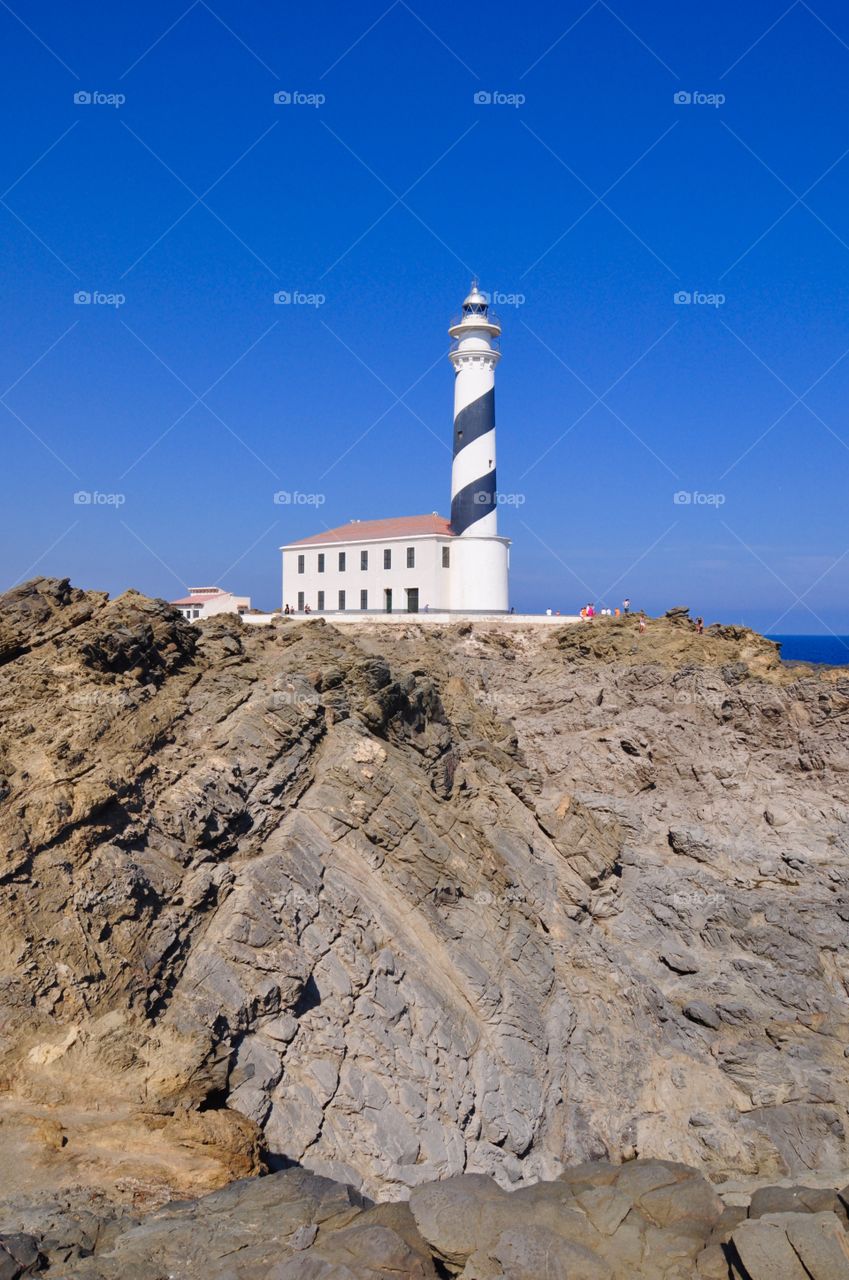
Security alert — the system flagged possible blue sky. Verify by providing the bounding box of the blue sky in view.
[2,0,849,631]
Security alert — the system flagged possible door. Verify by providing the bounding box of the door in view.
[406,588,419,613]
[384,588,392,613]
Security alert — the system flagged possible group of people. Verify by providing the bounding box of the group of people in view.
[573,597,651,632]
[574,600,705,636]
[578,597,632,621]
[580,604,622,619]
[283,603,311,614]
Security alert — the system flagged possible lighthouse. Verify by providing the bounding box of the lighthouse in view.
[448,282,510,611]
[280,280,511,616]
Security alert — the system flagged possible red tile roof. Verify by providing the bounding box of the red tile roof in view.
[171,595,215,606]
[284,514,454,547]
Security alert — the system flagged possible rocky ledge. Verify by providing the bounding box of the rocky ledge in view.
[4,1158,849,1279]
[1,579,849,1269]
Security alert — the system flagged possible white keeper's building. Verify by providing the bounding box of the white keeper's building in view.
[281,283,511,615]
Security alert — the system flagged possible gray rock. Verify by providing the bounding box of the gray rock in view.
[291,1224,318,1250]
[683,1001,721,1029]
[660,949,700,975]
[749,1186,843,1219]
[731,1216,812,1280]
[780,1211,849,1278]
[488,1225,612,1279]
[0,1235,42,1280]
[696,1243,732,1278]
[307,1223,437,1278]
[409,1175,511,1268]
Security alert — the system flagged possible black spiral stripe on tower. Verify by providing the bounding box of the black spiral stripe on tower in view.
[451,384,495,534]
[453,387,495,455]
[451,469,497,534]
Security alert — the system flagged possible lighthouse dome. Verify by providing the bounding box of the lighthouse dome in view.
[462,281,489,313]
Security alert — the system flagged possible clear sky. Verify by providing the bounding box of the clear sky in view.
[2,0,849,632]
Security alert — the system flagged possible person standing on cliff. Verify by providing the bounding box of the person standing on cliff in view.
[623,597,631,614]
[638,612,646,633]
[696,616,704,635]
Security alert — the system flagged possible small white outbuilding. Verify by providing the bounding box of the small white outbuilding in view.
[171,586,251,622]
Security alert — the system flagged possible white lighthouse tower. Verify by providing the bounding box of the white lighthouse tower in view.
[448,282,510,611]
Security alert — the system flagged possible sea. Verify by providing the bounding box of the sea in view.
[767,635,849,666]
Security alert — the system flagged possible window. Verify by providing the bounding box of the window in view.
[360,549,368,570]
[297,591,304,611]
[442,546,450,568]
[383,548,391,569]
[317,590,325,611]
[360,589,368,610]
[317,553,325,574]
[338,590,346,611]
[406,546,415,568]
[338,551,346,571]
[297,554,305,574]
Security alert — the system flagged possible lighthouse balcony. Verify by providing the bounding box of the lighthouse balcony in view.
[449,322,501,354]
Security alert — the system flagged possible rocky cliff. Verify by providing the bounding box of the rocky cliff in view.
[1,578,849,1221]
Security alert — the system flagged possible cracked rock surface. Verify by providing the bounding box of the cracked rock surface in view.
[2,578,849,1218]
[5,1160,849,1278]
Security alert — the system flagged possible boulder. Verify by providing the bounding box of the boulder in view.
[696,1243,732,1279]
[779,1212,849,1278]
[0,1236,42,1280]
[683,1001,721,1030]
[477,1225,611,1279]
[409,1175,512,1268]
[749,1186,844,1219]
[307,1222,438,1278]
[730,1211,849,1280]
